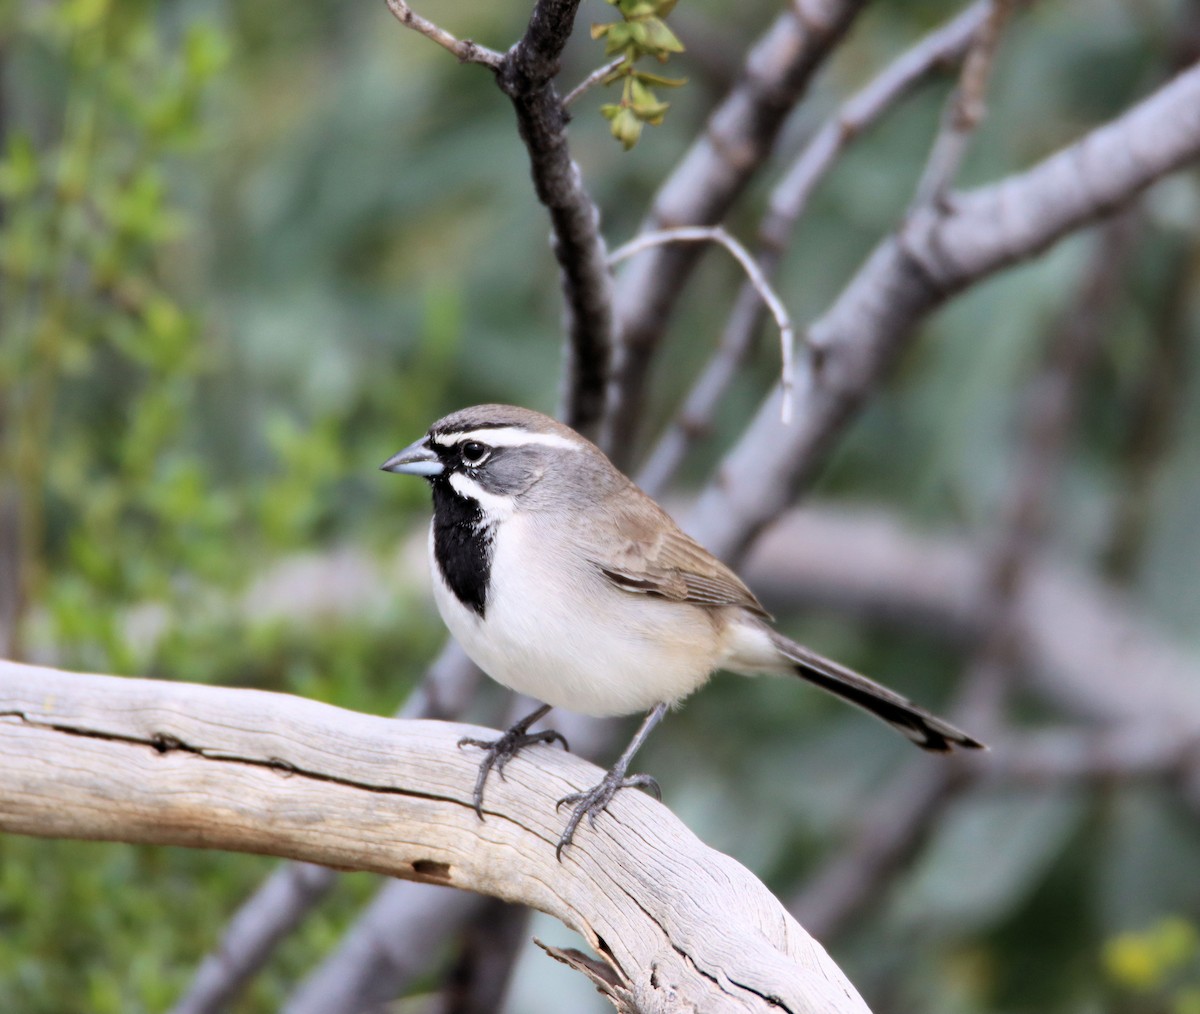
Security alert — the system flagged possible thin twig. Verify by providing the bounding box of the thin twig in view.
[383,0,504,67]
[604,0,869,459]
[639,2,988,495]
[764,1,989,252]
[911,0,1020,208]
[636,281,765,496]
[563,57,624,107]
[609,226,796,424]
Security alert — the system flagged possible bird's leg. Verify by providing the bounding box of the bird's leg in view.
[555,702,668,860]
[458,703,568,819]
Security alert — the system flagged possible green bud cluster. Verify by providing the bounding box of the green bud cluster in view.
[591,0,686,150]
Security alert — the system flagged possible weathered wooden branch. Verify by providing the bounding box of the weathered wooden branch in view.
[0,659,870,1014]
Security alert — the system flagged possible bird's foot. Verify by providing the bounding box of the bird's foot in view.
[458,713,568,819]
[555,767,661,860]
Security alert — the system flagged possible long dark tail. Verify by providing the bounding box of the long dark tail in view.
[770,631,985,752]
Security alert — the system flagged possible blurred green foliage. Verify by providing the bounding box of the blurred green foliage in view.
[0,0,1198,1011]
[0,2,443,1009]
[1105,916,1200,1014]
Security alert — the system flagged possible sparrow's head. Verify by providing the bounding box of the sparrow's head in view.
[381,405,620,510]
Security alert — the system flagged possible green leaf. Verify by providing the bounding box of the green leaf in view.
[629,78,669,121]
[614,0,657,16]
[641,17,684,54]
[633,68,687,88]
[605,105,643,149]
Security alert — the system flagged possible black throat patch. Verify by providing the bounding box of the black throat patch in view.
[431,478,493,617]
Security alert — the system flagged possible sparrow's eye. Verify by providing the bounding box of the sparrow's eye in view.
[460,441,490,466]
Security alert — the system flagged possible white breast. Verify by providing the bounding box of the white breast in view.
[428,514,727,717]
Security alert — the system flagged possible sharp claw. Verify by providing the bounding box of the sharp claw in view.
[629,774,662,801]
[553,769,662,856]
[461,718,567,821]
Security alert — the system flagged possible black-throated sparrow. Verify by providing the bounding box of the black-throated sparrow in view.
[383,405,982,856]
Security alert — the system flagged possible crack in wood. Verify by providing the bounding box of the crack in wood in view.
[1,709,461,808]
[613,872,797,1013]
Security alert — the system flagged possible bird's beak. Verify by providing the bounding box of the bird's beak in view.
[380,438,444,477]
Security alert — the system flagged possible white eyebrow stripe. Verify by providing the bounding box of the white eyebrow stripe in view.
[430,426,583,452]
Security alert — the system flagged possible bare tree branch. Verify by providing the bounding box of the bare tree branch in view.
[791,213,1135,937]
[639,1,989,495]
[383,0,613,438]
[604,0,869,456]
[608,225,797,423]
[765,0,990,253]
[383,0,504,67]
[563,57,624,107]
[1,660,872,1014]
[686,61,1200,562]
[171,862,336,1014]
[283,881,486,1014]
[911,0,1020,208]
[497,0,614,437]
